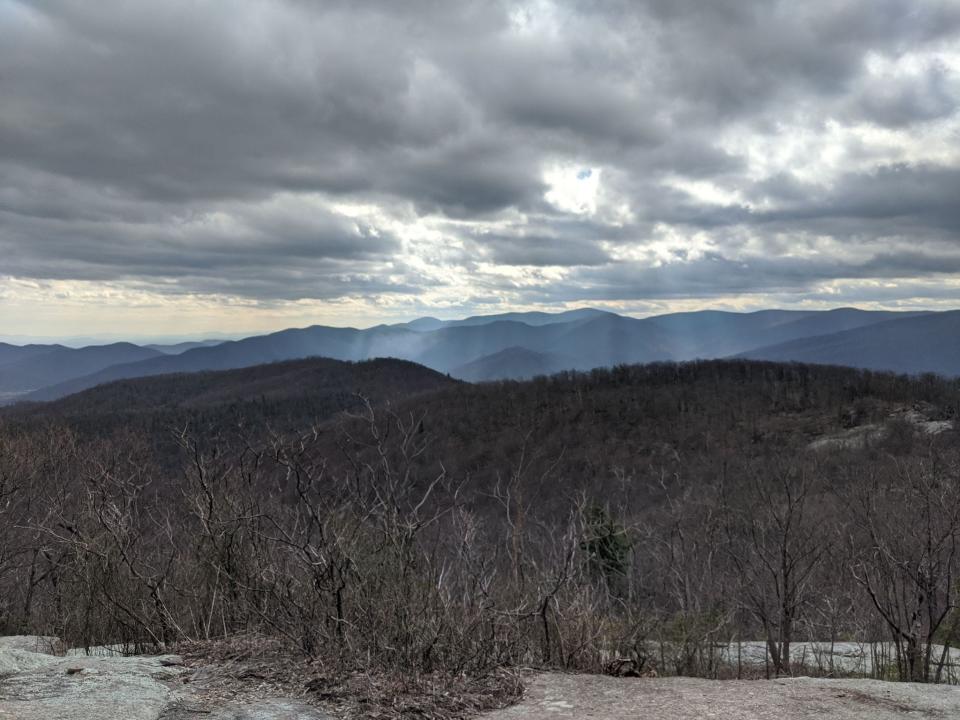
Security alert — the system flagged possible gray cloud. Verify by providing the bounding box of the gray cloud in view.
[470,232,611,267]
[1,0,959,312]
[847,61,958,127]
[522,250,960,304]
[755,164,960,236]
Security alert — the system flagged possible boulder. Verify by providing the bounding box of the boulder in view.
[0,639,186,720]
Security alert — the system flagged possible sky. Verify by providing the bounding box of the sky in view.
[2,0,960,342]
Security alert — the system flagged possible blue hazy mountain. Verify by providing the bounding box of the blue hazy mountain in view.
[739,310,960,376]
[450,347,577,382]
[11,307,950,402]
[0,343,164,396]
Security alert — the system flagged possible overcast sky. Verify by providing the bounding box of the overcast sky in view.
[3,0,960,341]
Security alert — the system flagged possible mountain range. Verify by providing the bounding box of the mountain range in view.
[2,306,957,404]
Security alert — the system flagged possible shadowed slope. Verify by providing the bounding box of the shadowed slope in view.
[739,311,960,376]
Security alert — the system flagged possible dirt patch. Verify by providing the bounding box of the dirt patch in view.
[481,673,960,719]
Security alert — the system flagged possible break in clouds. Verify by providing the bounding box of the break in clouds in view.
[2,0,960,328]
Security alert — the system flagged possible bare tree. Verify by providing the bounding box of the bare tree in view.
[847,449,960,682]
[725,463,825,676]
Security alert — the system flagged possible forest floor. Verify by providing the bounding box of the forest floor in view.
[482,672,960,719]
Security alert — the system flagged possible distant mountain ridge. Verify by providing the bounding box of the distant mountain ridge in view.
[0,343,164,396]
[3,306,955,403]
[0,343,68,369]
[646,308,927,359]
[739,310,960,376]
[394,308,612,332]
[145,339,224,355]
[451,347,576,382]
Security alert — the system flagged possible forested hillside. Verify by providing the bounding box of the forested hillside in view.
[10,356,456,428]
[1,359,959,689]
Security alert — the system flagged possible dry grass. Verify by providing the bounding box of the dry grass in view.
[173,634,525,719]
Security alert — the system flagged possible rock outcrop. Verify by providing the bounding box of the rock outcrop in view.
[0,637,329,720]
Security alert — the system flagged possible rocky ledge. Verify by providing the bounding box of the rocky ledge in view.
[0,636,329,720]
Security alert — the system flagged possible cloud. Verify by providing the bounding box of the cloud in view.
[846,57,958,127]
[1,0,959,330]
[755,163,960,235]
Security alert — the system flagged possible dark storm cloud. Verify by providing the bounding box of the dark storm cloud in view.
[1,0,959,306]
